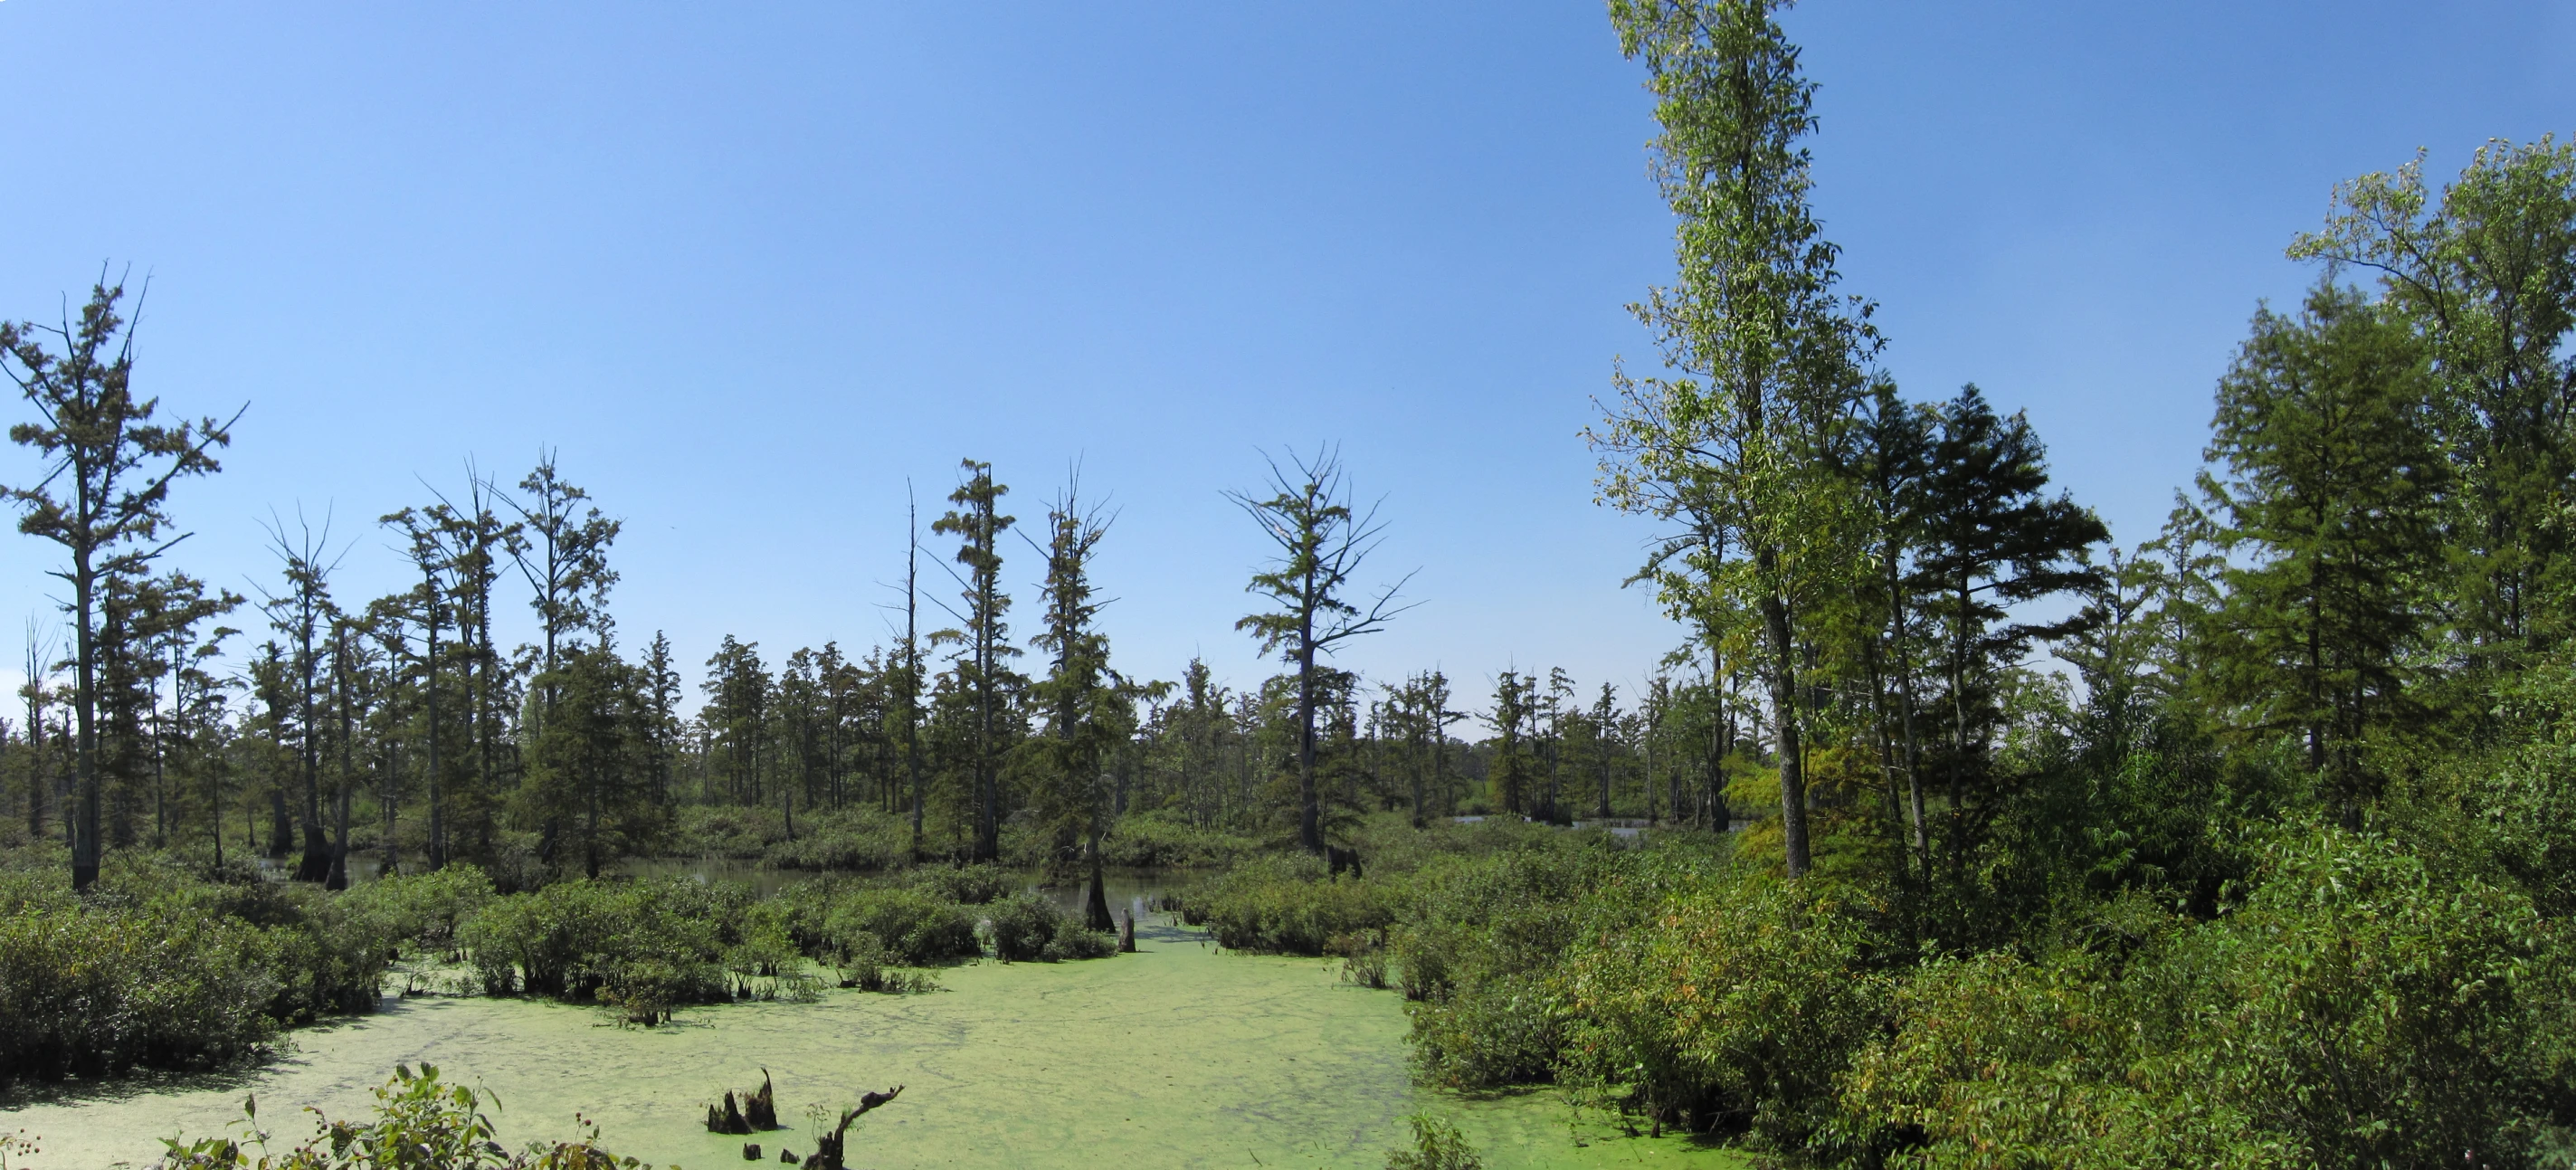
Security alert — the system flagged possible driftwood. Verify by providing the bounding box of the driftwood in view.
[802,1085,904,1170]
[704,1070,782,1135]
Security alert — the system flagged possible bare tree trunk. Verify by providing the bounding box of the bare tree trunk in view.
[1760,577,1808,877]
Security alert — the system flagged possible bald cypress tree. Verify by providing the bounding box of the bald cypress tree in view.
[932,459,1016,862]
[1231,448,1412,854]
[2,279,236,888]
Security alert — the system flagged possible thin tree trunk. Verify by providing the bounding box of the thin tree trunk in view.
[1761,577,1808,877]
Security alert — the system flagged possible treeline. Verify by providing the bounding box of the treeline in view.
[0,308,1767,894]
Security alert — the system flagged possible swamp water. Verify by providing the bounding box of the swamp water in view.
[5,913,1737,1170]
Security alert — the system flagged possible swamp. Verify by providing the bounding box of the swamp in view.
[5,895,1726,1170]
[4,1,2574,1167]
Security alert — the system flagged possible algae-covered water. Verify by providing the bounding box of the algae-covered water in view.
[5,914,1735,1170]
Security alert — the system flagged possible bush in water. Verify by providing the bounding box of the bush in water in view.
[458,877,732,1004]
[765,807,912,872]
[901,862,1019,906]
[984,894,1117,963]
[1382,1114,1483,1170]
[1183,853,1404,956]
[1101,807,1260,869]
[339,864,495,955]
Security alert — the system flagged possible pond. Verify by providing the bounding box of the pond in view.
[3,911,1739,1170]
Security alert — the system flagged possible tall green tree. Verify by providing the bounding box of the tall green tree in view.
[1,278,237,888]
[255,511,343,880]
[381,505,454,869]
[1592,0,1877,879]
[2289,138,2576,656]
[932,459,1018,861]
[1026,475,1122,929]
[1907,385,2105,865]
[1231,447,1413,854]
[2194,281,2444,813]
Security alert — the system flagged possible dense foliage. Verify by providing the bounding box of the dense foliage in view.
[0,852,389,1089]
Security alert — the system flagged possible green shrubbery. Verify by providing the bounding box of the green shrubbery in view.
[775,878,984,966]
[1842,827,2574,1168]
[984,894,1118,962]
[1182,853,1405,955]
[1255,766,2576,1166]
[901,862,1019,905]
[458,876,736,1002]
[1101,807,1260,869]
[766,806,913,871]
[341,864,496,955]
[0,854,392,1088]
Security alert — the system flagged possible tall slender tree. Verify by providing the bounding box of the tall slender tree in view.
[1592,0,1877,878]
[1231,447,1414,853]
[2,278,238,888]
[931,459,1016,861]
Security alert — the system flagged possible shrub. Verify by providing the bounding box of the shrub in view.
[1102,808,1259,869]
[905,862,1019,905]
[0,854,398,1087]
[1556,875,1891,1149]
[824,887,983,965]
[767,807,911,871]
[832,934,941,994]
[1841,824,2576,1169]
[1383,1114,1483,1170]
[984,894,1117,962]
[155,1062,651,1168]
[1189,854,1404,955]
[457,878,732,1004]
[340,864,495,954]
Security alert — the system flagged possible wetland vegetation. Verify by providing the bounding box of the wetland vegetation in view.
[5,1,2576,1166]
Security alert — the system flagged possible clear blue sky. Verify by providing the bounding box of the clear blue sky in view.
[1,1,2568,711]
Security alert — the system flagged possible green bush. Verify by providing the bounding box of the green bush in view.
[1841,825,2576,1168]
[340,864,495,954]
[984,894,1117,962]
[904,862,1019,905]
[824,887,983,965]
[1557,876,1892,1149]
[1383,1113,1484,1170]
[666,804,782,860]
[1187,854,1404,955]
[1103,807,1259,869]
[0,854,395,1087]
[766,806,912,871]
[775,877,984,966]
[457,877,733,1004]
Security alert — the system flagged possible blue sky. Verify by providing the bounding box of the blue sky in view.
[0,1,2568,712]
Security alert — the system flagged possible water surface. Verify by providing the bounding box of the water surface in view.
[5,915,1733,1169]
